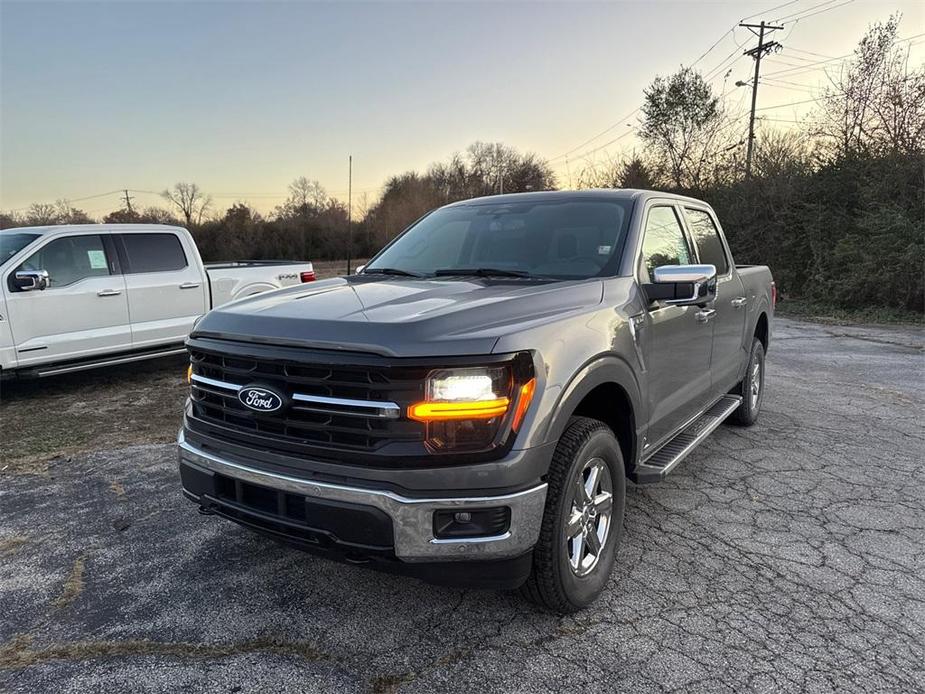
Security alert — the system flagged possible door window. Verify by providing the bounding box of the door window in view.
[15,235,111,288]
[121,233,188,273]
[684,208,729,275]
[641,206,692,276]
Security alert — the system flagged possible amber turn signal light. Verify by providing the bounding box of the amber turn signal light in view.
[510,378,537,432]
[407,397,510,422]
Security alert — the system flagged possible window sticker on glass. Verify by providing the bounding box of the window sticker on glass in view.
[87,249,108,269]
[597,245,612,255]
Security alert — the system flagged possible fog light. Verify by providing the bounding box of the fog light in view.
[433,507,511,539]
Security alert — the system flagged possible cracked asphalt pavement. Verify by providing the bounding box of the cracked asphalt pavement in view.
[1,317,923,693]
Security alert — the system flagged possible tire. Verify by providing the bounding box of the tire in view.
[521,416,626,613]
[729,337,765,426]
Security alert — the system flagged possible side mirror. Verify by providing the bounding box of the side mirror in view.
[355,265,365,275]
[644,264,716,306]
[14,269,50,291]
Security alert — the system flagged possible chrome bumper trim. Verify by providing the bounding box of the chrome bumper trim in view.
[177,432,547,561]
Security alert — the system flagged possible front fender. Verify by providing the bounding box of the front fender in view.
[531,353,644,461]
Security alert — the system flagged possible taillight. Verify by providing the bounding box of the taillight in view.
[771,281,777,309]
[300,270,316,282]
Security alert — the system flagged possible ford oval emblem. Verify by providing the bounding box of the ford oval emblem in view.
[238,385,284,413]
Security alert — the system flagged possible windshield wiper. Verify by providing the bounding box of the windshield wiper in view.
[362,267,426,278]
[434,267,533,278]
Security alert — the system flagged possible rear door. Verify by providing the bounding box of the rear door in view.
[118,232,208,348]
[638,204,715,449]
[3,233,131,366]
[682,206,747,395]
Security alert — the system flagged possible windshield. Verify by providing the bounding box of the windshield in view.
[0,232,41,265]
[366,199,633,279]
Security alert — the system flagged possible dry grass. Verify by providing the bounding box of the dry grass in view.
[0,536,28,556]
[52,555,86,610]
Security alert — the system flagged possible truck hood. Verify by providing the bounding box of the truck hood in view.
[193,276,604,357]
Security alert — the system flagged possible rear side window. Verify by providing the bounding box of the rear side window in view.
[684,208,729,275]
[641,206,692,276]
[121,233,187,273]
[16,234,110,288]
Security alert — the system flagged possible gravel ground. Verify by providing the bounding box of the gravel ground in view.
[1,317,923,693]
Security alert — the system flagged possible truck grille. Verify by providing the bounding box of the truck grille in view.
[186,339,427,462]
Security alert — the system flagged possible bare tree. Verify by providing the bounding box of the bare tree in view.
[639,67,732,189]
[575,153,657,190]
[23,202,60,226]
[162,182,212,227]
[815,14,925,158]
[282,177,328,213]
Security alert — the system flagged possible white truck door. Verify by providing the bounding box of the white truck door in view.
[118,231,208,348]
[3,233,131,367]
[0,290,16,371]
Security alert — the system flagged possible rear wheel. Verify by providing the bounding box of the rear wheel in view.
[730,337,765,426]
[521,417,626,613]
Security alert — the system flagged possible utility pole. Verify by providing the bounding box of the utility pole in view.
[122,189,134,213]
[346,155,353,275]
[739,20,783,178]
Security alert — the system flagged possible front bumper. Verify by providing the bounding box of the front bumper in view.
[178,432,548,563]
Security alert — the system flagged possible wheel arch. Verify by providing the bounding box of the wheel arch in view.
[539,356,642,476]
[754,311,769,351]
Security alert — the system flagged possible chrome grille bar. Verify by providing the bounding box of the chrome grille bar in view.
[190,373,400,419]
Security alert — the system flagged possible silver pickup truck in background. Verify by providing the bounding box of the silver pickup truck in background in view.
[177,189,774,613]
[0,224,315,378]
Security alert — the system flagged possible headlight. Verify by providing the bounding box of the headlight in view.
[409,367,511,422]
[408,364,536,452]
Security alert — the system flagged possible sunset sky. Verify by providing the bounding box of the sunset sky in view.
[1,0,922,216]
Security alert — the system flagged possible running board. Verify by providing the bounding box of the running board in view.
[30,347,187,378]
[631,395,742,484]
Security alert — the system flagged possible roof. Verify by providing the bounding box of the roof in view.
[444,188,707,207]
[0,223,186,236]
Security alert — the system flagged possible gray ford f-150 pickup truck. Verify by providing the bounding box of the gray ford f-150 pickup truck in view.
[178,189,774,612]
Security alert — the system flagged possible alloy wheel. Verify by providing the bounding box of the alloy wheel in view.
[565,457,614,577]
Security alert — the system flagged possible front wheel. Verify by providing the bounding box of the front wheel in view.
[729,337,765,426]
[521,417,626,613]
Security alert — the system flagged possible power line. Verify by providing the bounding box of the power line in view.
[774,0,847,24]
[5,189,123,212]
[740,0,803,23]
[779,0,855,24]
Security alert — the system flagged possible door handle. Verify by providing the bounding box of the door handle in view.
[97,289,122,297]
[179,282,201,289]
[731,296,747,308]
[695,308,716,323]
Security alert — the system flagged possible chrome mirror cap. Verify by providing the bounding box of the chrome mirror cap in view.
[652,264,717,306]
[14,269,49,291]
[355,264,366,275]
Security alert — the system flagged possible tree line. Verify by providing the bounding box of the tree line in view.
[2,15,921,312]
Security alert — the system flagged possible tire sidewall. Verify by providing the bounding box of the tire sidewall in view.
[747,339,766,420]
[553,427,626,608]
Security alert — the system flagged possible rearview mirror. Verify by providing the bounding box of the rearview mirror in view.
[14,269,49,291]
[355,265,365,275]
[644,264,716,306]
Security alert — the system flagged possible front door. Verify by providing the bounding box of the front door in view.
[682,206,748,395]
[3,233,131,367]
[639,205,714,450]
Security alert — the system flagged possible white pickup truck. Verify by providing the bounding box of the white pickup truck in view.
[0,224,315,378]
